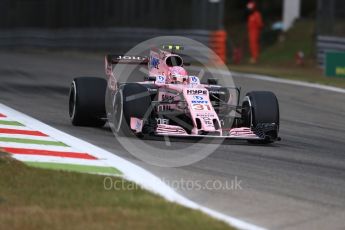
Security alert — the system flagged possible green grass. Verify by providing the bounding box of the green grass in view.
[259,20,315,65]
[0,154,234,230]
[229,64,345,88]
[228,20,345,88]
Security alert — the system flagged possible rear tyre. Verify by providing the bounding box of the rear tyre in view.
[242,91,279,144]
[69,77,107,127]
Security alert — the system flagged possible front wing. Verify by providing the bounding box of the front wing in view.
[155,124,263,140]
[130,118,264,140]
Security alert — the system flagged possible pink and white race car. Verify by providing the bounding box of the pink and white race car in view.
[69,45,280,144]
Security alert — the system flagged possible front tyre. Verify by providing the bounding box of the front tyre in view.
[242,91,280,144]
[111,89,128,135]
[110,83,153,136]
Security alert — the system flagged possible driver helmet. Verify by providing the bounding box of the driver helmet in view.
[247,1,256,11]
[168,66,188,84]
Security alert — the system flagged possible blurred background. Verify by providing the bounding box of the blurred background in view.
[0,0,344,83]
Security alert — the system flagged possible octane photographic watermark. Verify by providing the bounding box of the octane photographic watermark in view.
[103,176,243,192]
[106,36,235,167]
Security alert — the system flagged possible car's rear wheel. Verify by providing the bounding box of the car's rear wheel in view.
[242,91,279,144]
[69,77,107,127]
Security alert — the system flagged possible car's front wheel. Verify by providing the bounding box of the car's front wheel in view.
[242,91,279,144]
[110,83,154,135]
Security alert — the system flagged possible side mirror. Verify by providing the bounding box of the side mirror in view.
[144,76,156,81]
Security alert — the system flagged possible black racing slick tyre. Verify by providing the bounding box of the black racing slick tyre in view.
[112,83,153,135]
[242,91,279,144]
[69,77,107,127]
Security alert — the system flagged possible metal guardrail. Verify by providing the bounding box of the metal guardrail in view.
[0,28,217,62]
[0,0,223,30]
[0,28,209,51]
[317,35,345,67]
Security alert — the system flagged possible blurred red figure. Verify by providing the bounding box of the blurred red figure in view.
[247,1,263,64]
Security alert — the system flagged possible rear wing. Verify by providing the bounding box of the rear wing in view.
[106,55,148,65]
[105,55,149,78]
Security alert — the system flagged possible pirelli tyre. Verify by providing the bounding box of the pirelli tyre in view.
[69,77,107,127]
[242,91,279,144]
[111,83,153,135]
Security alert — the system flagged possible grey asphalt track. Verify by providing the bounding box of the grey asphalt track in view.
[0,50,344,230]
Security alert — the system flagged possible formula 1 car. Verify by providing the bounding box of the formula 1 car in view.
[69,45,280,144]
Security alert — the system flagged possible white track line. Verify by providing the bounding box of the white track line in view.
[0,103,266,230]
[13,155,110,167]
[231,71,345,94]
[0,117,18,122]
[189,66,345,94]
[0,141,74,152]
[0,133,56,141]
[0,124,35,130]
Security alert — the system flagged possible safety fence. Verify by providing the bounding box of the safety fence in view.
[0,28,228,63]
[0,0,223,30]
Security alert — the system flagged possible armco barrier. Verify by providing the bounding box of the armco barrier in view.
[317,35,345,68]
[0,28,228,63]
